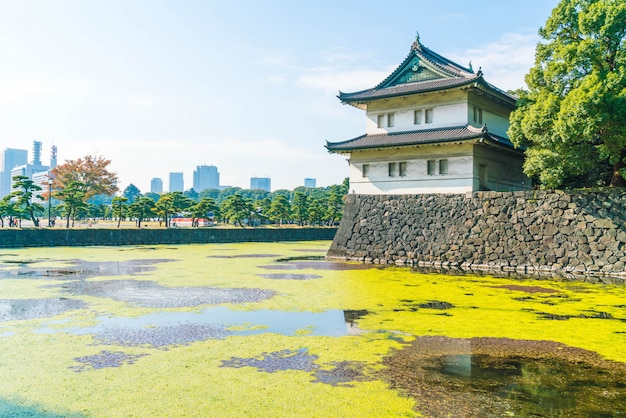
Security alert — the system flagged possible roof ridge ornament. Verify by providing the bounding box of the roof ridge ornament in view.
[477,66,483,77]
[411,31,422,52]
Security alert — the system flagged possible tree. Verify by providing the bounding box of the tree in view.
[0,198,10,227]
[51,155,119,199]
[220,193,252,227]
[9,175,44,227]
[122,184,141,203]
[268,194,291,225]
[143,192,160,202]
[508,0,626,188]
[54,181,87,228]
[292,191,309,226]
[183,188,199,201]
[325,191,343,226]
[128,197,156,228]
[112,196,129,228]
[188,198,219,227]
[308,197,326,226]
[155,194,175,227]
[154,192,192,227]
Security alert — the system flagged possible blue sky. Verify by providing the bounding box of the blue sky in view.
[0,0,559,192]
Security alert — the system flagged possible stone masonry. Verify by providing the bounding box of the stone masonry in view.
[327,190,626,282]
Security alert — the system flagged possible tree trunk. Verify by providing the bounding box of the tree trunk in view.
[610,149,626,187]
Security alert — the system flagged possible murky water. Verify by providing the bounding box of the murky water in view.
[0,242,624,417]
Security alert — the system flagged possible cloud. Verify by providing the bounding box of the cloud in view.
[449,32,539,90]
[297,68,391,94]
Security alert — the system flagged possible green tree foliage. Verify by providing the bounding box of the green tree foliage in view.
[220,193,253,227]
[183,188,199,201]
[292,191,309,226]
[143,192,161,202]
[508,0,626,188]
[268,194,291,225]
[122,184,142,203]
[128,197,156,228]
[0,198,8,227]
[112,196,129,228]
[2,197,22,227]
[154,192,192,227]
[155,194,175,227]
[54,181,87,228]
[324,191,344,226]
[308,198,326,226]
[0,196,22,227]
[9,175,44,227]
[188,198,219,227]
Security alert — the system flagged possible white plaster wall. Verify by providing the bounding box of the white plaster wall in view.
[467,109,510,137]
[348,144,475,195]
[365,89,470,135]
[472,145,531,191]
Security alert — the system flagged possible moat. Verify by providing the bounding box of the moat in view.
[0,241,624,417]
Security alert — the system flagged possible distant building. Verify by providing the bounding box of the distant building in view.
[1,148,28,198]
[193,165,220,192]
[250,177,271,192]
[49,145,57,170]
[150,178,163,194]
[32,170,53,201]
[8,141,51,196]
[304,178,317,188]
[169,172,184,192]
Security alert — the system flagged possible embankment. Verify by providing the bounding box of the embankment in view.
[327,190,626,282]
[0,227,337,248]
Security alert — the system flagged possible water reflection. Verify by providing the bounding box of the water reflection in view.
[38,307,354,348]
[382,336,626,417]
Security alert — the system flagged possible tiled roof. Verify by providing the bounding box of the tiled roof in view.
[326,125,519,152]
[337,37,516,106]
[338,77,479,102]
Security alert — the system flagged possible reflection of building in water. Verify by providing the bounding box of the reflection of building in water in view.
[441,340,473,377]
[343,310,369,335]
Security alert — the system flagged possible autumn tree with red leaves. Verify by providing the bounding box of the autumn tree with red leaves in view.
[51,155,119,199]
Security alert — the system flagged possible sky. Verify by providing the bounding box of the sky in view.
[0,0,560,193]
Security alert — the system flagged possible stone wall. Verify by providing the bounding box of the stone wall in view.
[327,190,626,281]
[0,227,337,248]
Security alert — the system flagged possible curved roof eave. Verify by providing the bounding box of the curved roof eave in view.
[325,125,522,153]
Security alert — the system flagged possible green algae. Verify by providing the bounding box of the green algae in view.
[0,241,624,417]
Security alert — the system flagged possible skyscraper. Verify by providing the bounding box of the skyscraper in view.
[169,172,184,192]
[1,148,28,198]
[151,178,163,194]
[250,177,271,192]
[193,165,219,192]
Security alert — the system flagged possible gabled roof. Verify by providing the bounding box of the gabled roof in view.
[338,35,516,107]
[326,125,520,153]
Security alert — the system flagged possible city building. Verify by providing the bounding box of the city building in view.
[304,178,317,188]
[169,172,184,192]
[32,171,53,201]
[150,178,163,194]
[1,148,28,198]
[9,141,50,196]
[193,165,220,192]
[250,177,271,192]
[326,35,530,195]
